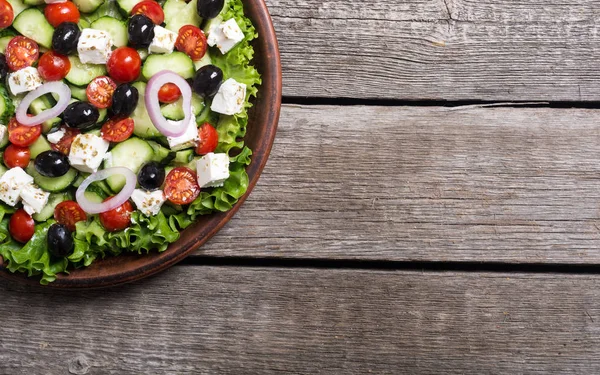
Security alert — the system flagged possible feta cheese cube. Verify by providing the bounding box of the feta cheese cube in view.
[148,26,178,54]
[210,78,246,115]
[47,128,66,144]
[0,167,34,206]
[196,153,230,188]
[207,19,244,54]
[77,29,113,64]
[167,114,199,151]
[130,189,166,216]
[8,67,42,95]
[20,184,50,216]
[69,134,110,173]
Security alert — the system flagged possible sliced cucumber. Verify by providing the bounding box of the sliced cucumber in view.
[160,94,204,120]
[26,164,78,192]
[91,16,127,47]
[164,0,202,33]
[137,49,148,61]
[65,55,107,86]
[72,174,86,188]
[23,0,43,5]
[98,108,107,123]
[28,95,62,133]
[0,36,12,53]
[6,0,29,18]
[69,84,88,101]
[32,192,72,222]
[142,52,195,80]
[202,15,222,35]
[147,140,172,162]
[0,86,12,124]
[193,53,212,70]
[12,8,54,49]
[84,0,123,23]
[0,163,7,177]
[83,184,107,203]
[174,149,194,164]
[104,137,154,192]
[116,0,142,13]
[29,136,52,158]
[73,0,105,13]
[131,81,161,138]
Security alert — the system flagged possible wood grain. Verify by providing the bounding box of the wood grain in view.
[1,266,599,374]
[268,0,600,101]
[197,104,600,263]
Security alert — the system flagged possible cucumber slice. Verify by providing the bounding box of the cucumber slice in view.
[0,163,7,177]
[202,15,222,35]
[26,164,78,192]
[174,149,194,164]
[91,16,127,47]
[72,174,86,188]
[164,0,202,33]
[104,137,155,191]
[116,0,142,13]
[142,52,195,80]
[147,140,173,162]
[131,81,161,138]
[32,192,72,222]
[193,53,212,70]
[22,0,43,5]
[6,0,29,18]
[98,108,107,123]
[29,136,52,158]
[65,55,107,86]
[12,9,54,49]
[69,84,88,101]
[83,184,107,203]
[73,0,105,13]
[160,94,204,120]
[137,49,148,61]
[28,95,62,133]
[84,0,123,23]
[0,36,12,53]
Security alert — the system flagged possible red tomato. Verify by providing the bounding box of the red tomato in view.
[0,0,14,29]
[9,209,34,243]
[131,0,164,25]
[44,1,80,27]
[101,117,134,142]
[37,51,70,81]
[8,117,41,147]
[164,167,200,205]
[3,144,30,168]
[175,25,207,61]
[54,200,87,232]
[99,198,133,232]
[106,47,141,82]
[158,83,181,104]
[195,122,218,155]
[50,126,80,155]
[86,76,117,108]
[5,36,38,71]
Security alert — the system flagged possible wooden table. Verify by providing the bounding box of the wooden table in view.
[3,0,600,373]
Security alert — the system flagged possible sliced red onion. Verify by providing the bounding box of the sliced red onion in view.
[75,167,137,214]
[16,81,71,126]
[145,70,192,137]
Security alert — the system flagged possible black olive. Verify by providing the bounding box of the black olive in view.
[51,22,81,55]
[63,102,99,129]
[138,161,165,191]
[34,151,70,177]
[197,0,224,19]
[128,15,155,48]
[111,83,139,117]
[0,53,8,81]
[47,224,74,258]
[192,65,223,98]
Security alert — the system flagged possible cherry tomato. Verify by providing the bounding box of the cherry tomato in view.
[106,47,141,82]
[44,1,80,27]
[5,36,38,71]
[175,25,207,61]
[0,0,14,29]
[195,122,218,155]
[50,126,80,155]
[37,51,70,81]
[131,0,164,25]
[9,209,34,243]
[164,167,200,205]
[3,144,30,168]
[158,83,181,104]
[86,76,117,108]
[101,117,134,142]
[8,117,41,147]
[99,198,133,232]
[54,200,87,232]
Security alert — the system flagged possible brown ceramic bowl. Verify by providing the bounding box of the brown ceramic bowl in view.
[0,0,282,288]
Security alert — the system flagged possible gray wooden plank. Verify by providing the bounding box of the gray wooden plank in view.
[269,0,600,100]
[197,104,600,263]
[1,266,599,374]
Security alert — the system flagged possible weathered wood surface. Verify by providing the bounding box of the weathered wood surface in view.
[1,266,599,374]
[197,104,600,264]
[268,0,600,101]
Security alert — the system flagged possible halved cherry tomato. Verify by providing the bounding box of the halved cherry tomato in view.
[5,36,39,71]
[86,76,117,108]
[50,126,80,155]
[3,144,30,168]
[99,198,133,232]
[195,122,218,155]
[101,117,134,142]
[158,83,181,104]
[164,167,200,205]
[9,209,34,243]
[54,200,87,232]
[8,117,41,147]
[0,0,14,29]
[175,25,207,61]
[44,1,80,27]
[131,0,164,25]
[37,51,70,81]
[106,47,141,82]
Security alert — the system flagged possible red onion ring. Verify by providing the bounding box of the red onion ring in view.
[75,167,137,214]
[145,70,192,137]
[16,81,71,126]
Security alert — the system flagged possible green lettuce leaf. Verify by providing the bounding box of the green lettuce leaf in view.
[0,84,15,124]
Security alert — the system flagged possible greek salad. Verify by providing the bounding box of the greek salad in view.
[0,0,261,283]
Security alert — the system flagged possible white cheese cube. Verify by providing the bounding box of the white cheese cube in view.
[148,26,178,54]
[196,153,230,188]
[47,128,66,144]
[207,19,244,54]
[77,29,113,64]
[210,78,246,115]
[69,134,110,173]
[8,67,42,95]
[0,167,34,206]
[20,184,50,216]
[131,189,166,216]
[167,114,199,151]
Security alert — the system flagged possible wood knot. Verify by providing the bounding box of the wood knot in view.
[68,355,91,375]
